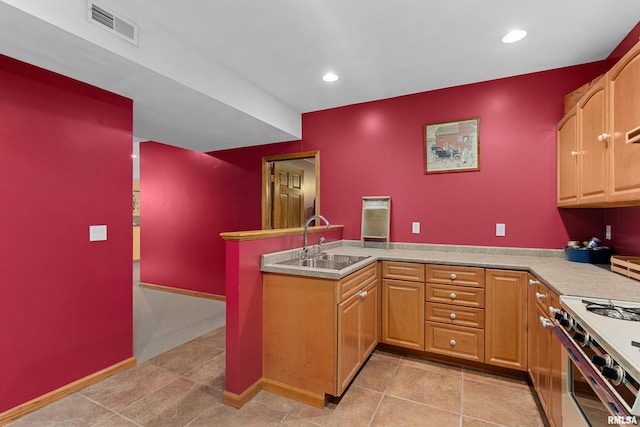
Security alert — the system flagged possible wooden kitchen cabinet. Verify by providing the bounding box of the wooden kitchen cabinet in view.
[337,279,377,393]
[381,261,425,350]
[485,269,527,371]
[557,40,640,207]
[607,40,640,203]
[262,262,378,407]
[424,264,485,362]
[527,274,562,427]
[557,107,578,206]
[577,77,607,205]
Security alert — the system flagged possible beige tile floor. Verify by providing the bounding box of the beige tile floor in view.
[9,327,545,426]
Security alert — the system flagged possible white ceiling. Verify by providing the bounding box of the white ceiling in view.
[1,1,639,152]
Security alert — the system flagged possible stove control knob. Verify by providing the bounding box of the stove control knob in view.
[559,317,574,331]
[592,354,614,369]
[602,365,626,386]
[573,332,590,347]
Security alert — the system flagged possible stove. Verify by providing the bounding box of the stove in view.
[555,296,640,424]
[561,296,640,382]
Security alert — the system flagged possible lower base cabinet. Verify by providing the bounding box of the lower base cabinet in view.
[528,274,563,427]
[337,279,378,393]
[485,269,528,370]
[263,263,378,407]
[381,278,425,350]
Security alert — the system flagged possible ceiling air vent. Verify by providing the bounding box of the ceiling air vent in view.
[87,1,138,45]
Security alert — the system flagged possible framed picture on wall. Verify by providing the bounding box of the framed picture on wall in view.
[424,117,480,173]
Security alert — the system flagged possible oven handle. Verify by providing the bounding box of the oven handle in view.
[552,326,632,418]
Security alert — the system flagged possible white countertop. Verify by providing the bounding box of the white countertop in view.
[261,241,640,303]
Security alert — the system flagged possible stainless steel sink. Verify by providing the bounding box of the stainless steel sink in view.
[276,253,370,270]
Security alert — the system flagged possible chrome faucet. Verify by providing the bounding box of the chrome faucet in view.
[302,215,330,259]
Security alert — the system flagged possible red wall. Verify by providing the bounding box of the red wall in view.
[208,63,607,250]
[605,207,640,256]
[140,141,226,295]
[142,62,609,297]
[301,64,609,248]
[140,140,304,295]
[0,56,133,413]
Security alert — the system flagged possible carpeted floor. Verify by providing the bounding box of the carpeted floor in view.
[132,262,226,362]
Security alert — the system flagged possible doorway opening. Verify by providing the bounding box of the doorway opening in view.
[262,151,319,229]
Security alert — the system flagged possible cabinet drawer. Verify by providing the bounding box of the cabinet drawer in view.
[533,281,559,313]
[425,302,484,329]
[426,264,484,288]
[381,261,425,282]
[425,321,485,362]
[426,284,485,308]
[340,262,377,301]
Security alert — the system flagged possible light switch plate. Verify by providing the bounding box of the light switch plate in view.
[605,224,611,240]
[89,225,107,241]
[412,222,420,234]
[496,223,506,237]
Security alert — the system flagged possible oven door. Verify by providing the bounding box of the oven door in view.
[555,327,632,426]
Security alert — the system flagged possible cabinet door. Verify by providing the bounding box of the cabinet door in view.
[337,291,362,395]
[557,109,579,207]
[549,292,563,427]
[578,79,607,205]
[536,304,553,421]
[361,280,378,359]
[527,274,540,388]
[337,279,378,395]
[485,269,527,371]
[608,41,640,203]
[381,279,425,350]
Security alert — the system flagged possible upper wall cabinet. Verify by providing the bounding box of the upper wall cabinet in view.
[557,40,640,207]
[607,41,640,203]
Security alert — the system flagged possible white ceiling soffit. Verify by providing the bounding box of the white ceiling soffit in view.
[1,1,640,152]
[0,0,301,152]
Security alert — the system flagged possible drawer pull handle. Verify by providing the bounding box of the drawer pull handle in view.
[450,293,457,300]
[450,273,457,280]
[450,340,456,346]
[535,292,547,300]
[450,313,456,320]
[529,279,540,286]
[359,290,368,298]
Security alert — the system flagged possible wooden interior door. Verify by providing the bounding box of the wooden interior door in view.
[273,163,304,228]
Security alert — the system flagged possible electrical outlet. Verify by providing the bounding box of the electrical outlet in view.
[605,224,611,240]
[412,222,420,234]
[496,223,506,237]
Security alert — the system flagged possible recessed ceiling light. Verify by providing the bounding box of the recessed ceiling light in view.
[502,30,527,44]
[322,72,339,82]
